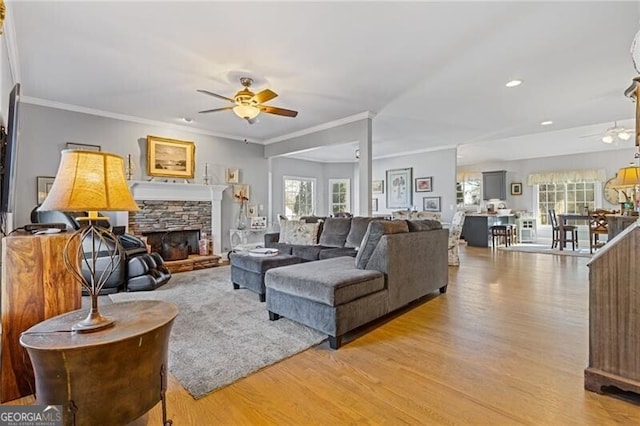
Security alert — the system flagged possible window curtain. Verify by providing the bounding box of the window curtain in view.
[456,171,482,181]
[527,169,606,185]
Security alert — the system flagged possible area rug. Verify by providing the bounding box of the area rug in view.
[497,243,591,258]
[109,266,325,399]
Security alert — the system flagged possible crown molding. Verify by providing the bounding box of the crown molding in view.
[372,143,458,161]
[263,111,376,144]
[21,96,260,143]
[3,2,21,84]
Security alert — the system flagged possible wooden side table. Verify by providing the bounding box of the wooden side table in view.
[1,232,81,403]
[20,300,178,426]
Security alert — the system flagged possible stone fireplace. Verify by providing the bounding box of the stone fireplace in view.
[126,182,228,256]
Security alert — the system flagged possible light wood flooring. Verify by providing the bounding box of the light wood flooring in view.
[12,246,640,424]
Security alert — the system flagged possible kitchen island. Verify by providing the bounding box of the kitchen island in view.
[462,213,516,247]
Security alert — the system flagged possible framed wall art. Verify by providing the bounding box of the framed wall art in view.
[415,176,433,192]
[511,182,523,196]
[226,167,239,183]
[146,135,195,179]
[66,142,101,152]
[386,167,413,209]
[423,196,441,212]
[233,184,250,202]
[372,180,384,194]
[250,216,267,229]
[36,176,55,204]
[247,203,258,217]
[372,198,379,212]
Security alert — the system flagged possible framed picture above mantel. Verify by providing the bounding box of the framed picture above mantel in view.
[146,135,195,179]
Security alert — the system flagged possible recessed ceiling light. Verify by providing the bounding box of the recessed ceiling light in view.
[505,79,523,88]
[540,120,553,126]
[181,117,193,123]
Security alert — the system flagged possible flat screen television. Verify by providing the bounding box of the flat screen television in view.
[0,83,20,218]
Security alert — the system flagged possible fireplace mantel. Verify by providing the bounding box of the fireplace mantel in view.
[129,181,227,202]
[128,181,228,256]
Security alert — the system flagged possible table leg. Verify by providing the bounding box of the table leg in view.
[559,221,565,251]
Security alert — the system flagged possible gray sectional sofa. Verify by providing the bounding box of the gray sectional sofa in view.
[264,219,448,349]
[265,216,378,261]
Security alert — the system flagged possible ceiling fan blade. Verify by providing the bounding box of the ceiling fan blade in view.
[579,133,601,138]
[197,89,234,103]
[253,89,278,104]
[198,106,234,114]
[259,105,298,117]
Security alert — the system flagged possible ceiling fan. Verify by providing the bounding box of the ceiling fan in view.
[600,122,632,144]
[580,122,633,144]
[197,77,298,124]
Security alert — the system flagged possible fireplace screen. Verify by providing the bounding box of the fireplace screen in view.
[143,229,201,261]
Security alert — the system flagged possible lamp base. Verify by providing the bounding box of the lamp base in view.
[72,311,115,333]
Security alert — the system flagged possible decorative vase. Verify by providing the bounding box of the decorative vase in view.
[237,203,248,230]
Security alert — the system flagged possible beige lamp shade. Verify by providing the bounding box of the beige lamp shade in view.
[39,150,140,212]
[614,165,640,189]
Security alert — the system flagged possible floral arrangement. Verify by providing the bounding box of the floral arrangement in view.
[234,192,249,209]
[234,191,249,229]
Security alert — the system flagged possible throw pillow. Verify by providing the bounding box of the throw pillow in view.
[407,219,442,232]
[318,217,352,247]
[278,219,320,245]
[355,220,409,269]
[344,217,375,248]
[413,211,442,221]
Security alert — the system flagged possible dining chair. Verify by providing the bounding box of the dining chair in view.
[448,211,466,266]
[588,210,610,253]
[548,209,578,250]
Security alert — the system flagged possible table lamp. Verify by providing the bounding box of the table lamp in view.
[38,150,140,332]
[614,163,640,214]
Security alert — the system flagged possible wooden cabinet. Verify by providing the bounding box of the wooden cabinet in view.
[482,170,507,200]
[1,232,81,402]
[605,214,637,240]
[585,223,640,397]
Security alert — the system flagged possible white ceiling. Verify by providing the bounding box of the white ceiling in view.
[8,1,640,165]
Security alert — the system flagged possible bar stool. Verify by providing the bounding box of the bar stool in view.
[490,225,512,248]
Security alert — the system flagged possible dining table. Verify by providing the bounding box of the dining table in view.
[557,213,591,251]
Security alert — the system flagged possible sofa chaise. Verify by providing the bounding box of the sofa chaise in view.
[230,216,382,301]
[264,219,448,349]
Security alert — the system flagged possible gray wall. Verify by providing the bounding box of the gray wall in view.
[266,117,372,215]
[458,147,637,213]
[373,148,458,222]
[14,103,269,251]
[270,157,356,219]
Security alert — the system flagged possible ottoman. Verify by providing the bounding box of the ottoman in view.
[229,251,301,302]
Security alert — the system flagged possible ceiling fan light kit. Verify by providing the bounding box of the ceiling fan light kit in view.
[198,77,298,124]
[597,121,633,144]
[602,134,614,144]
[233,104,260,120]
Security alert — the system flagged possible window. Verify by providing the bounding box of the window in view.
[537,182,597,225]
[456,173,482,207]
[283,176,316,219]
[328,179,350,214]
